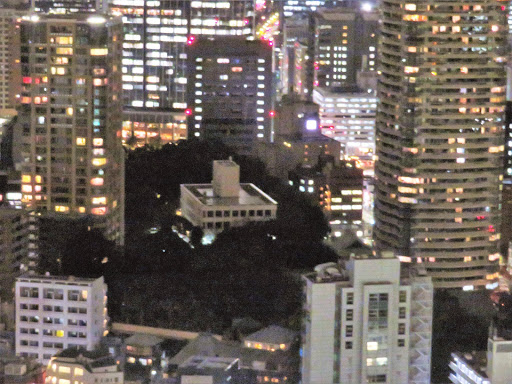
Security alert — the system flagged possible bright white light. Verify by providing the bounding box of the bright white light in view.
[87,16,106,24]
[306,119,317,131]
[361,2,372,11]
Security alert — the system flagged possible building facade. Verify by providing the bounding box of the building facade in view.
[15,275,108,364]
[313,7,378,91]
[109,0,254,111]
[186,38,273,154]
[16,14,125,244]
[313,87,377,161]
[302,253,433,384]
[374,0,507,289]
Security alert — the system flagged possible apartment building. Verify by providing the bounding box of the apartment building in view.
[302,252,433,384]
[15,275,108,364]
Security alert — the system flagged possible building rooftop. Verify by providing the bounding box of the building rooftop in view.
[169,334,240,366]
[125,333,164,348]
[244,326,297,346]
[17,274,101,285]
[180,355,239,370]
[54,348,118,372]
[182,183,277,207]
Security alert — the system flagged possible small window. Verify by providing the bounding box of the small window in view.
[241,211,247,217]
[399,307,406,319]
[346,292,354,305]
[215,211,222,217]
[224,210,230,217]
[215,222,222,229]
[399,290,407,303]
[249,210,255,217]
[398,339,405,347]
[257,210,263,217]
[346,325,353,337]
[346,309,353,321]
[345,341,352,349]
[232,210,239,217]
[265,210,271,216]
[398,323,406,335]
[207,211,214,218]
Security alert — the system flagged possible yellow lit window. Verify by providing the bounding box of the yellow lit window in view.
[464,256,472,263]
[90,48,108,56]
[92,158,107,166]
[58,366,71,373]
[56,48,73,55]
[403,14,427,22]
[76,138,86,146]
[66,107,73,116]
[92,197,107,205]
[55,206,69,213]
[404,66,419,74]
[460,67,468,74]
[367,341,378,351]
[56,36,73,44]
[74,368,84,376]
[407,46,417,52]
[280,343,286,350]
[22,174,31,183]
[35,175,42,183]
[404,3,416,11]
[93,138,103,147]
[78,207,86,213]
[21,185,32,193]
[56,330,65,337]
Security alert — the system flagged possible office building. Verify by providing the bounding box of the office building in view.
[313,86,377,162]
[46,348,123,384]
[289,159,364,237]
[16,14,125,244]
[302,252,433,384]
[121,108,187,148]
[15,275,108,364]
[282,0,326,17]
[186,38,273,154]
[31,0,106,14]
[293,40,312,99]
[109,0,253,111]
[180,159,277,238]
[313,7,378,91]
[374,0,507,289]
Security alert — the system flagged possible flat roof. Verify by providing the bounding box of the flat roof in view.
[182,183,277,207]
[16,274,101,285]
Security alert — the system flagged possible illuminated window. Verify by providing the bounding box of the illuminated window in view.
[404,3,416,11]
[90,178,104,186]
[22,175,31,183]
[76,138,86,146]
[56,330,64,337]
[74,368,83,376]
[92,197,107,205]
[90,48,108,56]
[55,206,69,213]
[93,138,103,147]
[92,158,107,166]
[91,207,107,216]
[367,342,378,351]
[58,366,70,373]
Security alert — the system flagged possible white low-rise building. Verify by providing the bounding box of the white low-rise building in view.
[46,347,123,384]
[15,275,108,364]
[180,160,277,237]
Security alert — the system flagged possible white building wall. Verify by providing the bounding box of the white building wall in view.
[15,276,107,364]
[487,338,512,384]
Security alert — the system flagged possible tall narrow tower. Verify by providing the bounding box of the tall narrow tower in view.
[374,0,508,289]
[17,14,125,244]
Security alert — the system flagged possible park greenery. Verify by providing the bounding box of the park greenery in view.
[37,139,495,382]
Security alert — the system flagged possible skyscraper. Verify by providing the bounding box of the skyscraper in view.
[17,14,125,244]
[374,1,507,289]
[186,37,272,154]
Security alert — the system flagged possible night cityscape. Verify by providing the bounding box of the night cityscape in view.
[0,0,512,383]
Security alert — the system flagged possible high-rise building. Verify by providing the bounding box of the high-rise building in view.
[313,86,377,162]
[15,275,108,364]
[16,14,125,244]
[313,7,378,91]
[186,38,273,154]
[110,0,254,111]
[374,0,508,289]
[301,251,433,384]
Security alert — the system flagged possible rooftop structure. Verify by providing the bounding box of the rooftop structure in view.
[180,160,277,237]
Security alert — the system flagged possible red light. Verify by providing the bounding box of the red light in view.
[268,40,274,47]
[269,110,275,117]
[185,109,192,115]
[22,77,32,84]
[244,19,249,25]
[187,36,195,45]
[502,5,506,11]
